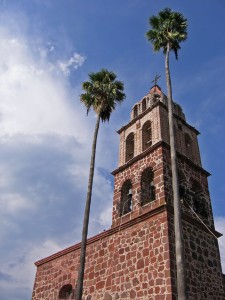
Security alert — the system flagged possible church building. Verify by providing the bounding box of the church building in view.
[32,85,225,299]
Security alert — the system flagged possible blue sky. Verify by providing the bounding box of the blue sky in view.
[0,1,224,299]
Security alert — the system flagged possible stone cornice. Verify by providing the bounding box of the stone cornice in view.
[35,204,167,267]
[111,140,163,175]
[166,204,222,238]
[34,201,221,267]
[163,142,211,177]
[117,101,200,135]
[117,101,160,134]
[111,141,210,177]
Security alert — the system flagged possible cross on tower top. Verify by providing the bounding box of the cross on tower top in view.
[151,74,161,86]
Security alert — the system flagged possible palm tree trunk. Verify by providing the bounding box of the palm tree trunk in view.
[76,114,101,300]
[165,43,187,300]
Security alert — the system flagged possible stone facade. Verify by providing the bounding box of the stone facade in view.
[32,85,225,299]
[33,210,173,300]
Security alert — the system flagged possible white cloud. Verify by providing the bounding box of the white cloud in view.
[0,193,34,214]
[0,164,13,188]
[58,52,86,76]
[214,217,225,273]
[99,206,113,227]
[0,33,83,138]
[38,42,56,59]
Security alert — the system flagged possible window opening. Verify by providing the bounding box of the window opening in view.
[153,93,160,103]
[125,133,134,162]
[142,121,152,151]
[59,284,73,300]
[133,105,138,118]
[141,168,155,206]
[191,181,208,219]
[142,98,146,112]
[120,180,132,216]
[185,133,193,160]
[179,171,186,200]
[178,171,192,208]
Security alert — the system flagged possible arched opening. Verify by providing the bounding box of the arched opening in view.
[59,284,73,300]
[120,180,132,216]
[178,171,186,201]
[142,121,152,151]
[178,171,193,209]
[141,168,155,206]
[185,133,193,160]
[142,98,146,112]
[153,93,160,103]
[125,133,134,162]
[191,181,208,219]
[133,105,138,118]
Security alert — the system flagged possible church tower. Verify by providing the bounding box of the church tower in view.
[111,84,224,298]
[32,85,225,300]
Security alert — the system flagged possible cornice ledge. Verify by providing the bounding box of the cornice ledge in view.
[111,141,164,175]
[35,204,167,267]
[166,204,222,238]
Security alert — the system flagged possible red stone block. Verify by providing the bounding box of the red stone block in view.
[96,280,105,290]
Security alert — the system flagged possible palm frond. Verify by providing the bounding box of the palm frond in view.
[146,8,188,59]
[80,69,125,122]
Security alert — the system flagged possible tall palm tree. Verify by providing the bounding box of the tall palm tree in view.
[146,8,188,300]
[76,69,125,300]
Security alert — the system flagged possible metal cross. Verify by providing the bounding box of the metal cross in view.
[151,74,161,86]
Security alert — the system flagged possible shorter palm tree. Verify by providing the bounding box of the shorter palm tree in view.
[76,69,125,300]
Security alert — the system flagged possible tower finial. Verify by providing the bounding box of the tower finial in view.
[151,74,161,89]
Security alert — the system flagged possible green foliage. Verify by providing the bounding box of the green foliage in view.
[80,69,125,122]
[146,7,188,59]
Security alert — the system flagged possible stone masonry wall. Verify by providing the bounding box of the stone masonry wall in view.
[168,212,225,299]
[32,201,225,300]
[159,105,202,167]
[32,210,173,300]
[162,146,214,228]
[112,145,165,227]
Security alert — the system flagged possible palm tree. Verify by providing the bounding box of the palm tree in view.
[76,69,125,300]
[146,8,188,300]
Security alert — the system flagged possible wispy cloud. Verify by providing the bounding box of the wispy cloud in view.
[0,239,62,299]
[38,45,86,76]
[38,42,56,59]
[0,31,87,138]
[58,52,86,76]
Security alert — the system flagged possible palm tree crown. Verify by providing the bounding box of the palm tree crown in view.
[81,69,125,121]
[146,8,188,59]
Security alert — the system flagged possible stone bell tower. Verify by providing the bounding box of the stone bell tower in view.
[32,84,225,300]
[112,84,203,228]
[111,84,225,298]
